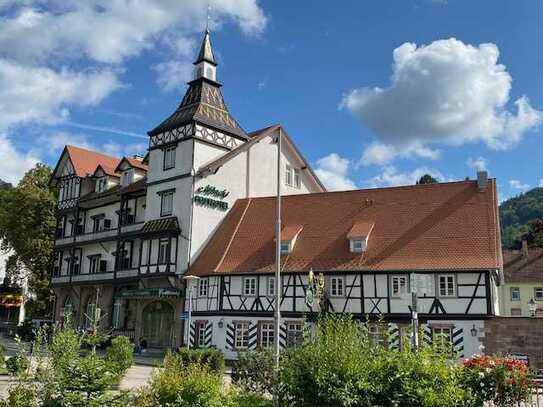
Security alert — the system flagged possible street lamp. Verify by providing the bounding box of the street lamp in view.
[183,275,201,349]
[528,298,537,318]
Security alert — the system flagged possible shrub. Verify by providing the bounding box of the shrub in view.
[106,335,134,377]
[0,343,5,368]
[168,347,225,375]
[462,355,532,406]
[5,354,29,376]
[226,388,273,407]
[232,349,276,394]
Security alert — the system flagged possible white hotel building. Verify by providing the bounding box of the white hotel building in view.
[50,31,502,357]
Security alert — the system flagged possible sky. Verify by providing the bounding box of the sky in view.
[0,0,542,200]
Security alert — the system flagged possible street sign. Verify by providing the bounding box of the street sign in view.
[180,312,189,320]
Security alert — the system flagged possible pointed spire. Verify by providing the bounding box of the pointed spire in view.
[194,29,217,66]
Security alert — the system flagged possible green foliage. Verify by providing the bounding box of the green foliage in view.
[0,164,56,315]
[5,354,29,376]
[417,174,438,184]
[279,315,469,407]
[106,335,134,377]
[169,347,225,375]
[499,187,543,248]
[232,349,276,394]
[0,343,5,368]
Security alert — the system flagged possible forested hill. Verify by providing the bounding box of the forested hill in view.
[500,187,543,248]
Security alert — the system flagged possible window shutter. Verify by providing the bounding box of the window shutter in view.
[99,260,108,272]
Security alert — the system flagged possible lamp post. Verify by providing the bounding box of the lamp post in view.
[273,127,282,407]
[183,275,200,349]
[528,298,537,318]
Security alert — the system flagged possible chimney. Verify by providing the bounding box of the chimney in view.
[477,171,488,192]
[521,239,529,257]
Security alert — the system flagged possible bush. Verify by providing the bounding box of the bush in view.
[0,343,5,368]
[168,347,225,375]
[106,336,134,377]
[462,355,532,406]
[232,349,276,394]
[5,354,29,376]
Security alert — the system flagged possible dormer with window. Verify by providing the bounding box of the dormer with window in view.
[92,165,120,193]
[115,156,148,188]
[279,225,303,255]
[347,221,374,253]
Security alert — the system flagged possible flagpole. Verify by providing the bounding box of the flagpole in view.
[273,126,282,404]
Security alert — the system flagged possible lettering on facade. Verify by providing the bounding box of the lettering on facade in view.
[194,184,229,211]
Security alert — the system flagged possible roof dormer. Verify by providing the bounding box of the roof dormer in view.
[280,225,303,255]
[347,221,374,253]
[92,165,120,193]
[115,156,148,187]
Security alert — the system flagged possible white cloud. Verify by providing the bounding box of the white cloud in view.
[360,142,440,166]
[509,179,530,191]
[466,156,488,172]
[153,60,193,92]
[342,38,543,159]
[365,166,449,188]
[0,136,38,185]
[314,153,357,191]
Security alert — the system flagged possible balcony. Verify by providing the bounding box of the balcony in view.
[116,268,139,279]
[71,272,114,283]
[75,227,118,243]
[120,221,143,235]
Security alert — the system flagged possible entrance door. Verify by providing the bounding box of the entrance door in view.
[142,301,174,347]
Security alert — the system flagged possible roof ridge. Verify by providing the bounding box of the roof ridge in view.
[66,144,121,160]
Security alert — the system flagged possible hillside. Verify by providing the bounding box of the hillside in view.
[500,187,543,248]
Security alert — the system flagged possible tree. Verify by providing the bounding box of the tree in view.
[417,174,438,184]
[0,164,56,316]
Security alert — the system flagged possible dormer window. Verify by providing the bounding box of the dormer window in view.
[279,225,303,255]
[347,221,374,254]
[280,241,291,254]
[121,169,133,187]
[96,177,107,193]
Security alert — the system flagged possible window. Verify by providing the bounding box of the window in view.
[330,276,344,297]
[266,277,275,297]
[243,277,256,296]
[293,168,301,188]
[160,190,174,217]
[158,239,171,264]
[112,300,122,329]
[96,177,107,193]
[368,324,386,347]
[163,146,176,170]
[280,241,291,254]
[70,256,80,275]
[234,322,250,350]
[89,255,100,274]
[432,327,453,353]
[392,276,409,297]
[535,287,543,301]
[196,321,207,347]
[438,275,456,297]
[92,215,104,233]
[85,302,98,329]
[285,165,293,186]
[287,322,303,347]
[350,239,366,253]
[510,308,522,316]
[510,287,521,301]
[121,169,133,187]
[259,322,274,349]
[198,278,208,297]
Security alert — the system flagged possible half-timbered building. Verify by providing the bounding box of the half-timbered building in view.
[187,176,502,359]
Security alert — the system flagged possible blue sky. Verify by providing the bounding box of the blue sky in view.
[1,0,542,200]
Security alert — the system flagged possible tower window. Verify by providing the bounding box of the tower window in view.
[163,146,176,170]
[160,190,174,217]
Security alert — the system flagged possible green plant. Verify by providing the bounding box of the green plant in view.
[0,343,5,369]
[5,354,29,376]
[106,335,134,377]
[168,347,225,375]
[232,349,276,394]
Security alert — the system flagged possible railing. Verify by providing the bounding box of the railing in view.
[111,329,136,340]
[116,268,139,278]
[75,228,118,243]
[71,272,114,282]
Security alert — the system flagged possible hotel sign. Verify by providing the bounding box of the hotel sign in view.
[194,184,229,211]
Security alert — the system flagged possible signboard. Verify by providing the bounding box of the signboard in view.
[194,184,229,211]
[115,288,181,299]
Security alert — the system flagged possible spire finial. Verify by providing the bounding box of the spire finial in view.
[205,1,211,32]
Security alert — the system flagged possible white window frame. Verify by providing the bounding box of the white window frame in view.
[350,239,366,253]
[293,168,301,188]
[198,278,209,297]
[285,165,293,186]
[196,321,206,347]
[234,321,250,350]
[158,239,170,264]
[438,274,456,297]
[160,190,174,217]
[96,177,107,193]
[266,276,275,297]
[287,322,304,347]
[280,241,291,255]
[330,276,344,297]
[259,321,274,349]
[163,146,176,170]
[112,300,122,329]
[368,324,386,347]
[391,275,409,297]
[88,255,100,274]
[121,169,133,187]
[432,326,453,354]
[242,277,257,296]
[510,287,521,301]
[535,287,543,301]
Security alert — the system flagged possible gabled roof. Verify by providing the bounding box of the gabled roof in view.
[115,156,148,173]
[503,249,543,283]
[65,145,120,178]
[92,164,120,178]
[189,179,501,275]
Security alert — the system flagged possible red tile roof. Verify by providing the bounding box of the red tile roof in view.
[347,221,375,239]
[115,156,149,173]
[281,225,303,241]
[190,179,501,276]
[66,145,121,177]
[503,249,543,283]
